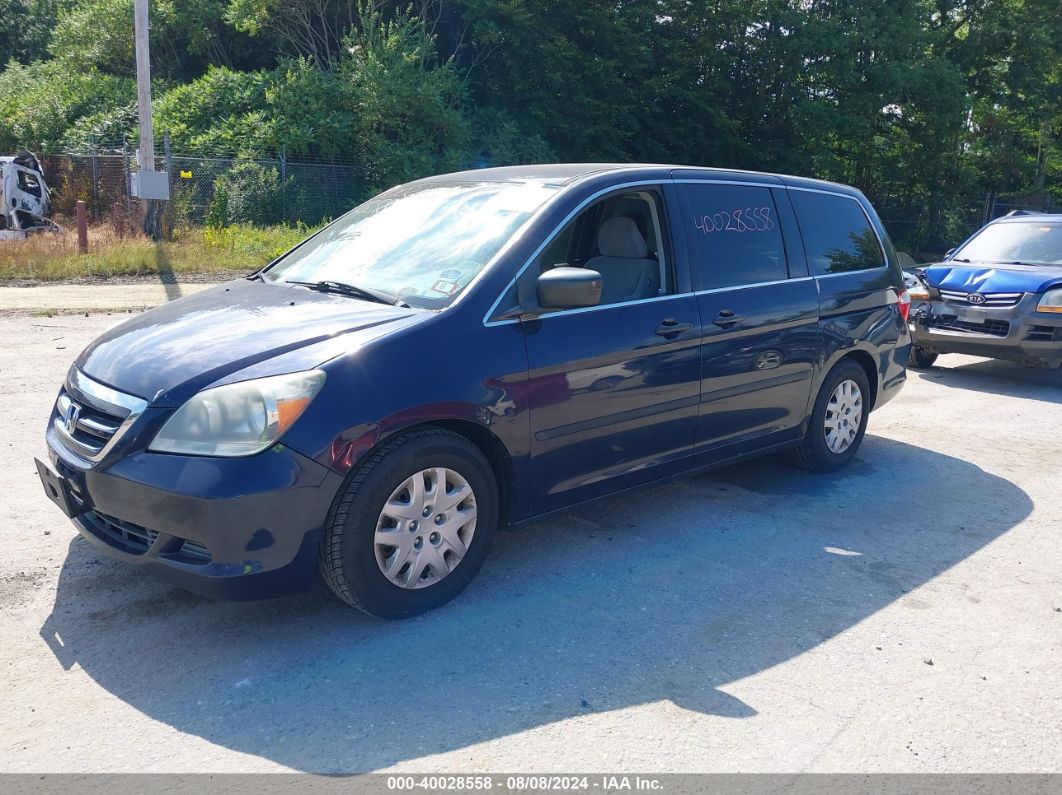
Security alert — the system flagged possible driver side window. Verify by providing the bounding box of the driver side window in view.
[516,189,671,311]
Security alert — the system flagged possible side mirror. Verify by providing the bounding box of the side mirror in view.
[944,248,956,260]
[537,267,602,309]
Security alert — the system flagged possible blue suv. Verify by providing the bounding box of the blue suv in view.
[907,211,1062,378]
[35,165,911,618]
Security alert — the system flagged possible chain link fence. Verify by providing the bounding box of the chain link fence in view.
[38,149,359,233]
[39,152,135,230]
[167,154,359,228]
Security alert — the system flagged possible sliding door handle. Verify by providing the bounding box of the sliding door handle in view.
[655,319,693,337]
[712,311,745,328]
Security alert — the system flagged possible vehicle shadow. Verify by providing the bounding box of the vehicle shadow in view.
[913,357,1061,402]
[38,436,1032,772]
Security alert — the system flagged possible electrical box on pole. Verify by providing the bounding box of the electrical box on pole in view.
[130,170,169,200]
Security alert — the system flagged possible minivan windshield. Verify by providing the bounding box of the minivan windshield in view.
[954,221,1062,266]
[264,181,559,308]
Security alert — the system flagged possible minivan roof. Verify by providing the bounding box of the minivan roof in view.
[417,163,862,196]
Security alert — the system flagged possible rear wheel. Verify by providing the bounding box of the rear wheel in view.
[320,428,498,619]
[787,360,871,472]
[909,346,939,369]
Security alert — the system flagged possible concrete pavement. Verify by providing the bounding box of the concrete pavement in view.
[1,314,1059,773]
[0,282,214,313]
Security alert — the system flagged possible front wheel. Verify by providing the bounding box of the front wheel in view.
[319,428,498,619]
[909,346,939,369]
[787,360,871,472]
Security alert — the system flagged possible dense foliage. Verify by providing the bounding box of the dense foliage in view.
[1,0,1059,251]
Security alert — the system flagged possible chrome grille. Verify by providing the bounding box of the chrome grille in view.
[53,369,147,462]
[55,391,122,456]
[939,289,1023,307]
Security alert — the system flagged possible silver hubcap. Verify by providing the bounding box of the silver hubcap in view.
[824,379,863,454]
[374,467,477,589]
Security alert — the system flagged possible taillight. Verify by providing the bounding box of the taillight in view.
[896,288,911,321]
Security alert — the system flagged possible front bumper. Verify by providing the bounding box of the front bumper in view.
[45,417,345,600]
[909,294,1062,369]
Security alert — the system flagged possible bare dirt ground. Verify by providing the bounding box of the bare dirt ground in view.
[0,313,1059,773]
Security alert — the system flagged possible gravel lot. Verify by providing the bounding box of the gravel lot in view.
[1,313,1059,774]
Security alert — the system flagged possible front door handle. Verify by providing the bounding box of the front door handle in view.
[655,319,693,337]
[712,310,745,328]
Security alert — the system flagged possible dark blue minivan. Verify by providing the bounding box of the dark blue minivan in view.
[36,164,911,618]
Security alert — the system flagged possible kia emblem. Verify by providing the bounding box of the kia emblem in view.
[967,293,986,305]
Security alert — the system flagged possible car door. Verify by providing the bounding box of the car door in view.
[672,177,819,462]
[512,186,702,513]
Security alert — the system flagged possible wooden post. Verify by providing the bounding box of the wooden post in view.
[112,202,125,238]
[76,201,88,254]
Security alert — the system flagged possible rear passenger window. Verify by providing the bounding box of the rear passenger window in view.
[680,184,788,290]
[790,191,885,275]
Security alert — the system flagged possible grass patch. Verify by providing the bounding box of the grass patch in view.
[0,222,319,283]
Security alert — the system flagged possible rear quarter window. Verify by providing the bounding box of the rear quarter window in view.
[790,190,885,275]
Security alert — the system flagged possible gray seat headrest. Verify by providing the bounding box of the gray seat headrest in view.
[597,217,649,259]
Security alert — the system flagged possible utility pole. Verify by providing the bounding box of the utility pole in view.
[133,0,164,239]
[134,0,153,179]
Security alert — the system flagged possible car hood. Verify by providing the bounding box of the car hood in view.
[922,262,1062,294]
[76,279,422,405]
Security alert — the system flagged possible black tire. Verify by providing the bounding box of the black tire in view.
[909,346,939,369]
[786,360,872,472]
[319,427,498,619]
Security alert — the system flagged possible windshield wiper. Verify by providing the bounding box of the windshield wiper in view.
[285,280,409,308]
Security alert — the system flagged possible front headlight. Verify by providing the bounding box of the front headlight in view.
[149,370,326,457]
[1037,290,1062,313]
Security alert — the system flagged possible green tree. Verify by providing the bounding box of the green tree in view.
[49,0,263,79]
[154,66,273,153]
[0,59,133,151]
[0,0,57,64]
[0,0,1058,247]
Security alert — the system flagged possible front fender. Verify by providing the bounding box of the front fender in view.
[281,309,533,519]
